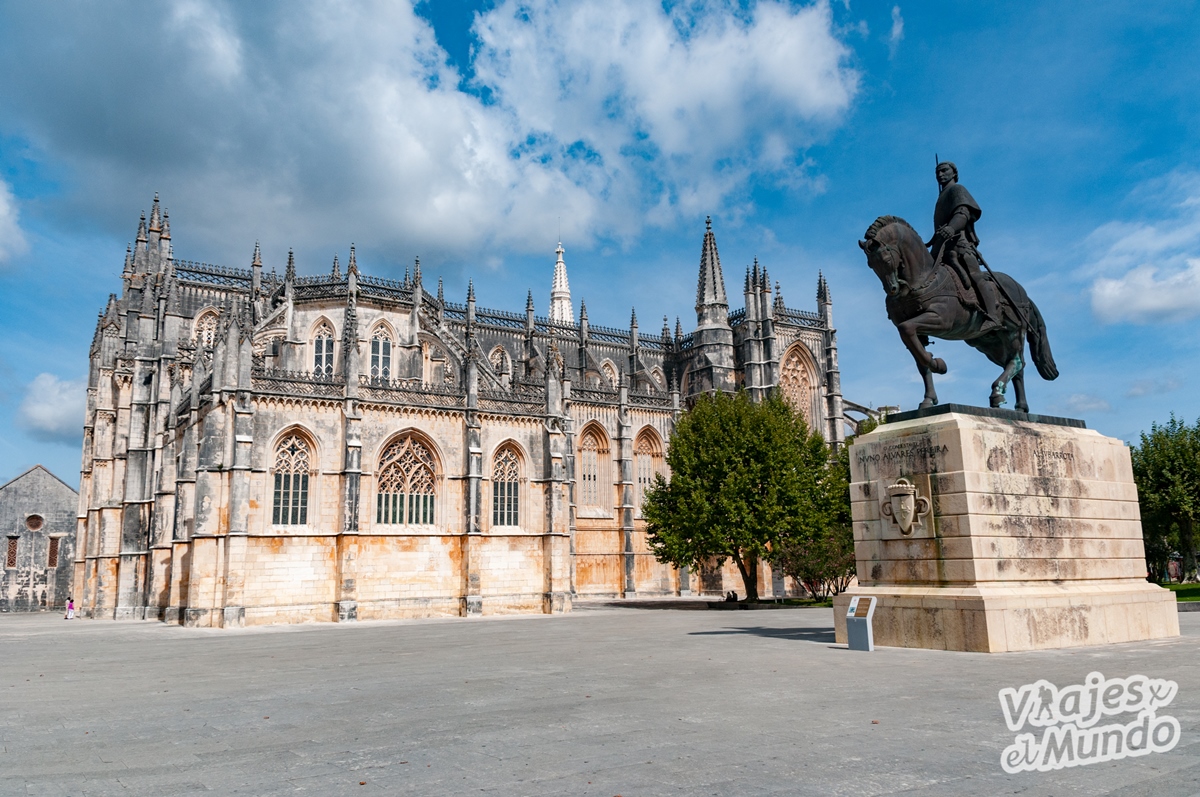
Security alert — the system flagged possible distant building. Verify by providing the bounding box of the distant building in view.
[75,197,849,626]
[1,466,77,612]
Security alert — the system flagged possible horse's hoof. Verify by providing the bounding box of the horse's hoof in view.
[990,393,1007,408]
[1016,405,1029,413]
[930,358,948,375]
[918,399,936,410]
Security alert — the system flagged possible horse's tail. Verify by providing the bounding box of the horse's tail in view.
[1025,300,1058,381]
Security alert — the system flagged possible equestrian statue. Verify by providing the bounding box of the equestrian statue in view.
[858,161,1058,412]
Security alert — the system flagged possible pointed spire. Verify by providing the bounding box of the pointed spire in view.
[403,265,410,285]
[695,215,729,324]
[817,271,830,304]
[413,256,422,286]
[466,280,476,337]
[630,307,638,328]
[123,244,133,275]
[774,281,785,312]
[148,193,162,233]
[579,299,588,322]
[526,290,535,313]
[161,210,171,240]
[437,277,444,304]
[662,315,671,342]
[348,243,358,275]
[675,317,683,340]
[331,254,341,279]
[136,212,148,243]
[550,241,573,323]
[760,266,770,292]
[285,248,296,281]
[252,241,262,267]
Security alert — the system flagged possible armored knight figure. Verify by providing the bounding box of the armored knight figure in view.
[926,161,1001,323]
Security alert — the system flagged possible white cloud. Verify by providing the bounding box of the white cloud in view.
[888,6,904,58]
[1085,172,1200,323]
[0,178,29,264]
[1127,377,1182,398]
[18,374,86,445]
[1063,393,1112,414]
[1092,260,1200,323]
[0,1,859,267]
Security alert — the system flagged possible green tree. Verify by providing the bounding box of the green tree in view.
[642,391,833,602]
[1131,415,1200,582]
[770,418,861,599]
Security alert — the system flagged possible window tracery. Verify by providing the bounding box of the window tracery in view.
[578,429,609,509]
[370,326,393,380]
[780,346,817,427]
[194,311,218,347]
[488,346,510,376]
[601,361,618,388]
[272,434,312,525]
[376,436,436,525]
[313,321,335,378]
[491,446,520,527]
[634,431,663,513]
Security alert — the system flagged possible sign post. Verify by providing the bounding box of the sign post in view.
[846,596,877,652]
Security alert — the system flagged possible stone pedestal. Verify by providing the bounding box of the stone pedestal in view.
[833,406,1178,652]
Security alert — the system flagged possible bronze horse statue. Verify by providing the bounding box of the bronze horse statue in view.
[859,215,1058,411]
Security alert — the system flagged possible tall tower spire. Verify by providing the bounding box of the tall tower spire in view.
[695,215,729,328]
[549,241,573,324]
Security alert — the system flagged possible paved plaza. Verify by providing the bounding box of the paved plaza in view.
[1,603,1198,796]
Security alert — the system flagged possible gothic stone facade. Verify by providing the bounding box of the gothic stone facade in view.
[2,466,77,612]
[74,199,845,626]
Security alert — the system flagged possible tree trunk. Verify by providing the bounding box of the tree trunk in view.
[732,550,760,603]
[1182,516,1198,583]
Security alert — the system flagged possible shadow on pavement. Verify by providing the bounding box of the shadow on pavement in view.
[689,626,837,644]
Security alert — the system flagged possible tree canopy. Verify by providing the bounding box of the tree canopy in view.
[642,391,846,602]
[1131,415,1200,583]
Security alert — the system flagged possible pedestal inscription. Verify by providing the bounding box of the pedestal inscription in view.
[834,411,1179,652]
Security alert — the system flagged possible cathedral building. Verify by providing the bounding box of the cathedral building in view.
[74,197,846,626]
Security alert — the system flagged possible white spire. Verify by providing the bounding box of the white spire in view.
[549,241,573,323]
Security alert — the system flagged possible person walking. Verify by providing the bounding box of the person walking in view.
[65,597,74,620]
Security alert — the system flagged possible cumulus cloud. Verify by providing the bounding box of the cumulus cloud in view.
[0,1,858,269]
[18,374,86,445]
[888,6,904,58]
[1085,172,1200,323]
[0,178,29,264]
[1092,260,1200,323]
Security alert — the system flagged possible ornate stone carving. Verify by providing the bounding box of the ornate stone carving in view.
[880,477,929,536]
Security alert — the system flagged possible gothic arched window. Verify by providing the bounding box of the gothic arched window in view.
[780,345,818,427]
[194,311,218,347]
[578,428,609,510]
[491,446,521,527]
[601,361,618,388]
[370,326,393,381]
[634,430,663,514]
[376,436,436,525]
[313,321,335,378]
[272,434,312,525]
[488,345,510,376]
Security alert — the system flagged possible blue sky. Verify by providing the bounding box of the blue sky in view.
[0,0,1198,484]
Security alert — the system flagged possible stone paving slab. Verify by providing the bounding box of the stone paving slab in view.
[0,605,1197,795]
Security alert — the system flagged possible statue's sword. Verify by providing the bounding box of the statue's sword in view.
[974,250,1031,331]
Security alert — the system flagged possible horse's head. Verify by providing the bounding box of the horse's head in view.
[859,215,924,298]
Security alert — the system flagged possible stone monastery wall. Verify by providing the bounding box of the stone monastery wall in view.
[74,198,846,626]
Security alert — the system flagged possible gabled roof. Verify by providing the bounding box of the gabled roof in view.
[0,465,79,495]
